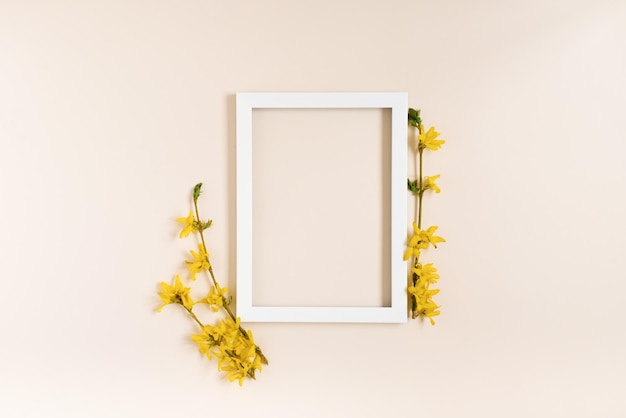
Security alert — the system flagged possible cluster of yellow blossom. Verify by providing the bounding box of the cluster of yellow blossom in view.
[405,223,444,324]
[158,279,229,313]
[192,317,263,386]
[157,183,266,385]
[407,263,441,325]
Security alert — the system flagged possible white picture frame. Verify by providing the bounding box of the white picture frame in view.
[236,92,407,323]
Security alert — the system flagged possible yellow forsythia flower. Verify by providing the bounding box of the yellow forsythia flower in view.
[176,211,197,238]
[191,330,214,360]
[403,245,421,261]
[409,223,445,249]
[185,243,211,281]
[191,322,233,360]
[412,263,440,285]
[192,318,262,386]
[218,328,261,386]
[408,282,440,325]
[157,275,194,312]
[419,127,445,151]
[403,223,446,260]
[197,285,229,312]
[423,175,441,194]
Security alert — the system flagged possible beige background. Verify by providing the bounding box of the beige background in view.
[251,108,391,308]
[1,0,625,417]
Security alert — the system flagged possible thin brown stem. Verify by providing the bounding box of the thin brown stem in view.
[418,150,424,229]
[410,123,426,317]
[185,307,204,329]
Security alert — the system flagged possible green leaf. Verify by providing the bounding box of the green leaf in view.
[408,108,422,127]
[407,178,420,195]
[193,183,203,200]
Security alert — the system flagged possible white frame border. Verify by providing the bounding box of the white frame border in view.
[236,92,407,323]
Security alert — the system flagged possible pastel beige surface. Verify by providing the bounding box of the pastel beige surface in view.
[1,0,625,417]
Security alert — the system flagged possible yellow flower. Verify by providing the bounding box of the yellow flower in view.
[404,223,446,261]
[176,211,197,238]
[409,223,445,249]
[424,175,441,194]
[408,283,440,325]
[197,285,229,312]
[403,246,421,261]
[185,243,211,281]
[193,318,264,386]
[419,126,445,151]
[193,318,238,359]
[421,305,440,325]
[191,327,216,360]
[412,263,440,285]
[219,331,261,386]
[157,275,194,312]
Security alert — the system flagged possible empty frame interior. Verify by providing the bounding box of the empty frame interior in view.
[252,108,390,307]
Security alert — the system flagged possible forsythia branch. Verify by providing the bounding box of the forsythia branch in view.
[406,109,446,325]
[157,183,267,385]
